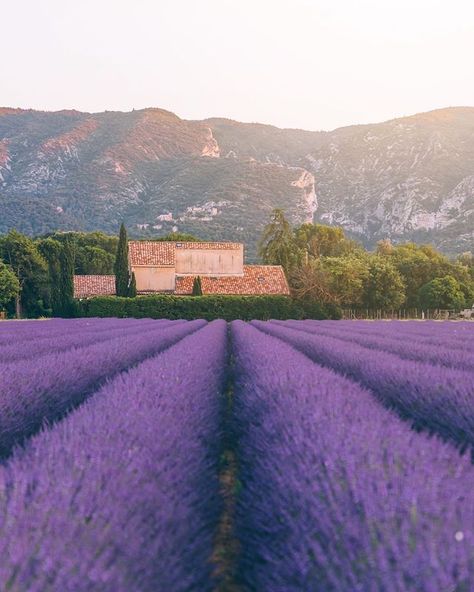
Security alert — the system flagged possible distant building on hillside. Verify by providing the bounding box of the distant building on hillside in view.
[73,241,290,298]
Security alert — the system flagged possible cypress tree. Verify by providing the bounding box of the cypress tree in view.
[38,238,63,315]
[192,276,203,296]
[129,272,137,297]
[58,238,75,317]
[114,223,130,297]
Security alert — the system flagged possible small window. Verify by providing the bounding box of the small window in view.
[258,276,265,283]
[176,243,183,248]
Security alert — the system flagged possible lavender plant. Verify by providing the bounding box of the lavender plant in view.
[0,320,228,592]
[232,320,474,592]
[0,319,204,457]
[276,320,474,371]
[0,319,176,363]
[254,320,474,450]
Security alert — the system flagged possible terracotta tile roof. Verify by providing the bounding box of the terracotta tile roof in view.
[129,241,176,266]
[73,275,116,299]
[129,241,242,266]
[175,265,290,296]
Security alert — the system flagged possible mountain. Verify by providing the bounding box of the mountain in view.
[1,106,473,259]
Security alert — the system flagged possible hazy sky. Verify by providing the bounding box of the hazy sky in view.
[2,0,473,130]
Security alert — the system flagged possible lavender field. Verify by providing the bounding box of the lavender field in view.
[1,318,474,591]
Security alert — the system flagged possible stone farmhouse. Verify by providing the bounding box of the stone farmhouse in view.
[73,241,290,298]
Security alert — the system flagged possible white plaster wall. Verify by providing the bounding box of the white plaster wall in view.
[133,266,176,292]
[175,247,243,275]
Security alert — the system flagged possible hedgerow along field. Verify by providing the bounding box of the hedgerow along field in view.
[1,319,474,591]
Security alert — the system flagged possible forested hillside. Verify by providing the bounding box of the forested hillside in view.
[1,106,474,259]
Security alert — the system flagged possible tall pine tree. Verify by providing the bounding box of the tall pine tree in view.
[192,276,203,296]
[58,238,75,317]
[114,223,130,297]
[38,238,63,315]
[129,272,137,297]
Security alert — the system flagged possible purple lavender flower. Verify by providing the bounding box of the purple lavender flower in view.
[0,319,204,457]
[232,320,474,591]
[0,320,228,592]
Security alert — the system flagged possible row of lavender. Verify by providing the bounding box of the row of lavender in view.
[1,318,474,590]
[233,321,474,591]
[256,320,474,450]
[0,318,201,457]
[0,319,228,591]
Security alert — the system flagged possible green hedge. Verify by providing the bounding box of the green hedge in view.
[76,295,341,321]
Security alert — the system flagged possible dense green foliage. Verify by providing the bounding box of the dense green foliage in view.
[0,261,20,310]
[419,276,467,310]
[0,230,49,317]
[260,210,474,311]
[43,231,118,275]
[57,238,75,317]
[153,232,201,243]
[363,257,406,310]
[37,238,62,315]
[77,295,339,321]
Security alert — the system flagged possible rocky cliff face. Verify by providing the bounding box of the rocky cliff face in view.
[1,106,473,258]
[208,107,474,255]
[303,108,474,253]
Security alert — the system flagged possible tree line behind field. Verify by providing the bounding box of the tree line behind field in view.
[0,214,473,318]
[0,230,117,317]
[0,229,210,318]
[259,210,474,313]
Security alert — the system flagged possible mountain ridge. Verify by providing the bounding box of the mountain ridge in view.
[1,105,473,259]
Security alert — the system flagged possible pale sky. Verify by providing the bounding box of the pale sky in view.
[1,0,473,130]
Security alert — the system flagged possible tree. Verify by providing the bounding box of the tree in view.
[0,230,48,318]
[362,257,405,310]
[192,276,203,296]
[45,231,118,258]
[419,276,466,310]
[259,209,301,274]
[154,233,201,242]
[460,281,474,309]
[114,223,130,297]
[387,243,451,307]
[75,246,114,275]
[295,223,359,258]
[376,239,396,256]
[322,255,370,307]
[129,272,137,297]
[457,252,474,281]
[290,259,336,303]
[57,238,75,317]
[0,262,20,312]
[37,237,63,315]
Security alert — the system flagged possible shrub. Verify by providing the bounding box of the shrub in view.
[77,295,340,321]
